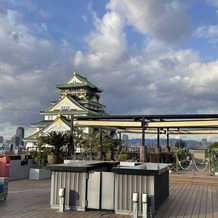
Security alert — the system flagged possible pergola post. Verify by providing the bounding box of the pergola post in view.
[166,128,170,152]
[68,115,74,158]
[140,117,147,162]
[156,128,161,153]
[98,127,103,160]
[119,132,122,152]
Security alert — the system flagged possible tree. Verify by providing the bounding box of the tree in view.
[175,140,187,149]
[68,127,84,158]
[208,141,218,149]
[81,130,99,159]
[41,131,70,159]
[81,129,119,160]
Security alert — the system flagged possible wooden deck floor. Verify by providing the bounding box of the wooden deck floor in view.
[155,182,218,217]
[1,172,218,218]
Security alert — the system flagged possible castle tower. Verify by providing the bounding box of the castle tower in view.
[24,69,108,148]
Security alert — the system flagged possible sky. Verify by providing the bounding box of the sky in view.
[1,0,218,141]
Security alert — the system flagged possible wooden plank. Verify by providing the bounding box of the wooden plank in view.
[155,183,182,217]
[182,184,199,218]
[205,185,213,218]
[177,183,196,218]
[198,185,207,218]
[212,186,218,217]
[169,183,192,217]
[156,183,186,217]
[190,185,204,218]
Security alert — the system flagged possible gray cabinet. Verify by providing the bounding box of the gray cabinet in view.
[87,172,114,210]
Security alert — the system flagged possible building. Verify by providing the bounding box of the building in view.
[201,138,207,148]
[11,135,20,148]
[122,134,128,146]
[16,127,25,146]
[0,136,3,147]
[24,70,108,148]
[121,134,129,152]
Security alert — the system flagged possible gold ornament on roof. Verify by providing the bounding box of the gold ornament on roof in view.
[79,93,86,99]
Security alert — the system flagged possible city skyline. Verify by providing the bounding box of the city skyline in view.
[1,1,218,141]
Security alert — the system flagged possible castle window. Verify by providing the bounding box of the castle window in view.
[61,106,70,110]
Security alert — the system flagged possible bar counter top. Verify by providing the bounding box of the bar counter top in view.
[112,163,170,175]
[46,160,169,175]
[46,160,119,172]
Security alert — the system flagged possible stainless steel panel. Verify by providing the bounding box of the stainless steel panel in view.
[101,172,114,210]
[50,171,87,211]
[114,174,155,214]
[87,172,100,209]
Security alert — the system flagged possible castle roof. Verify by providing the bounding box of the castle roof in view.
[56,69,102,92]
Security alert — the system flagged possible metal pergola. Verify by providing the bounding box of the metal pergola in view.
[71,114,218,161]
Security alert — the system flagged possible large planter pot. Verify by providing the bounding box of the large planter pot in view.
[47,154,62,165]
[29,168,51,180]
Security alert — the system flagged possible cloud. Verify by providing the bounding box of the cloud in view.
[207,0,218,7]
[74,10,127,69]
[15,0,51,19]
[194,25,218,43]
[206,0,218,16]
[73,0,218,118]
[0,7,74,139]
[106,0,192,43]
[1,0,218,142]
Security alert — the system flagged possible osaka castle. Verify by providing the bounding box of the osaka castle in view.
[24,69,108,148]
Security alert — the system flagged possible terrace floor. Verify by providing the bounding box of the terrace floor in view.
[1,168,218,218]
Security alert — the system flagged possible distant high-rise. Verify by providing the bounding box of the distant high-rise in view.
[0,136,3,147]
[201,138,207,147]
[0,136,3,143]
[11,135,20,147]
[122,134,129,147]
[16,127,25,146]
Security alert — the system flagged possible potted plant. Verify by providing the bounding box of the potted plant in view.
[207,147,218,175]
[29,136,51,179]
[29,136,48,168]
[41,131,70,164]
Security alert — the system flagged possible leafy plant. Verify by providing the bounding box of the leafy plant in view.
[41,131,70,159]
[174,147,190,170]
[208,142,218,149]
[81,130,99,159]
[116,153,129,161]
[207,147,218,173]
[175,140,187,149]
[29,136,49,168]
[81,129,120,160]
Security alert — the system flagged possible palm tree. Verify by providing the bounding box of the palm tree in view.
[41,131,70,163]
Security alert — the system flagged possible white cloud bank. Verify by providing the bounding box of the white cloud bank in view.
[74,0,218,117]
[1,0,218,142]
[0,5,74,139]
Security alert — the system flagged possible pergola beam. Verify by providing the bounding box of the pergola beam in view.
[117,128,218,134]
[74,120,141,127]
[146,120,218,128]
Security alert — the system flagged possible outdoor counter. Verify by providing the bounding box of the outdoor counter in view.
[112,163,169,215]
[46,161,169,216]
